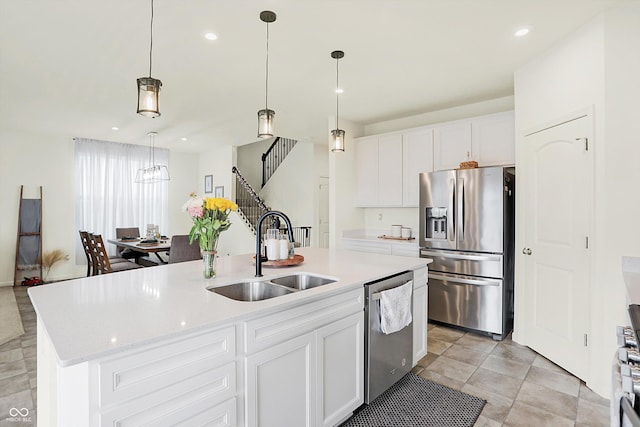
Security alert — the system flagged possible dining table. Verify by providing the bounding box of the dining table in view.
[107,237,172,264]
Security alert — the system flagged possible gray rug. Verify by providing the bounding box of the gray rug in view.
[340,373,486,427]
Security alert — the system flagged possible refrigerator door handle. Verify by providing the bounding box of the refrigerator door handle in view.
[459,178,465,243]
[449,178,455,243]
[429,273,501,287]
[420,250,501,263]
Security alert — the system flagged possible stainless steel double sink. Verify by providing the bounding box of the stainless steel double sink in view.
[207,273,337,302]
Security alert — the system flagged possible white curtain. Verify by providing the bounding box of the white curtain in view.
[75,138,169,260]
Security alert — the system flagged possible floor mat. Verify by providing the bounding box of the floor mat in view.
[341,373,486,427]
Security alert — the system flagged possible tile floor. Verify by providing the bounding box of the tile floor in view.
[0,287,611,427]
[0,287,36,427]
[414,323,610,426]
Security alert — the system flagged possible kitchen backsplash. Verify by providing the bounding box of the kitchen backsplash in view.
[363,208,419,234]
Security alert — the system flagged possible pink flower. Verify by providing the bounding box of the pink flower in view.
[188,205,203,218]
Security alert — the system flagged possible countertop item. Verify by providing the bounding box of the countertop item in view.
[28,247,430,366]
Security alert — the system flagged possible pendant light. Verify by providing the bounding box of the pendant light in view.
[330,50,345,152]
[135,132,170,183]
[137,0,162,118]
[257,11,276,138]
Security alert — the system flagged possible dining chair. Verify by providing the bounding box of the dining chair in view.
[168,235,202,264]
[89,233,142,275]
[115,227,141,261]
[79,230,94,277]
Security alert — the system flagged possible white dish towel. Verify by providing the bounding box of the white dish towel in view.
[379,280,413,334]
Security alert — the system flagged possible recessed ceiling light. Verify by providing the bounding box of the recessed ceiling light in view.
[180,137,188,141]
[111,127,119,131]
[336,88,344,94]
[514,27,530,37]
[204,32,218,41]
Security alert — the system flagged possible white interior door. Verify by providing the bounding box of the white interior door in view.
[521,115,592,380]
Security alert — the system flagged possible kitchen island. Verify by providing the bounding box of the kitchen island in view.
[29,247,430,427]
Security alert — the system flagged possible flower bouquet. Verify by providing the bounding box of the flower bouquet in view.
[183,192,237,278]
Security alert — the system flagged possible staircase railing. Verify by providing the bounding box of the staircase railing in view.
[232,166,269,235]
[261,137,297,188]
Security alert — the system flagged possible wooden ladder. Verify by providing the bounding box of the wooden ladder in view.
[14,185,43,286]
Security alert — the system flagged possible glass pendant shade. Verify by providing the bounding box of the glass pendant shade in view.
[137,77,162,118]
[330,50,346,152]
[257,11,277,138]
[137,0,162,118]
[135,164,170,183]
[331,129,345,152]
[135,132,170,183]
[257,108,275,139]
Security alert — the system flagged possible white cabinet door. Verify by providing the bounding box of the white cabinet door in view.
[433,121,472,170]
[471,111,515,166]
[377,134,403,206]
[354,133,403,207]
[412,285,427,366]
[403,128,433,207]
[412,267,428,366]
[354,136,379,206]
[316,313,364,427]
[246,333,316,427]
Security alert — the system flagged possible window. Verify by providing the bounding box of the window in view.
[74,138,168,258]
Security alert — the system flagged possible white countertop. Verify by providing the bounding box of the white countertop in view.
[28,247,430,367]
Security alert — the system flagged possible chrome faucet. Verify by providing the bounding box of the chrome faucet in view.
[255,211,295,277]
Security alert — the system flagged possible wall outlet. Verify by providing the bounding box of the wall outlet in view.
[378,213,382,221]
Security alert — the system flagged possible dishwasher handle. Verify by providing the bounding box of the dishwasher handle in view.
[370,280,413,300]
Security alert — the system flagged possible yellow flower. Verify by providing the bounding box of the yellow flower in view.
[204,197,237,212]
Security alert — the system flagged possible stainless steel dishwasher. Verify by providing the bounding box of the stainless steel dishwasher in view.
[364,270,414,403]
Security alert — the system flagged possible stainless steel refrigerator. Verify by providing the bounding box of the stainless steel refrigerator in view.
[419,166,515,340]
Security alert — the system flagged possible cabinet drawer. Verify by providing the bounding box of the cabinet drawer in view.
[244,288,363,354]
[101,391,237,427]
[98,326,235,407]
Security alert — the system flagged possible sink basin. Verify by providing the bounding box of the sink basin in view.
[270,273,336,290]
[209,281,294,301]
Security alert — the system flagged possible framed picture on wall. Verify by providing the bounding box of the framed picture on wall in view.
[204,175,213,193]
[215,186,224,198]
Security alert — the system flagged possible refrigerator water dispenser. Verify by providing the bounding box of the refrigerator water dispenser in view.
[425,207,447,239]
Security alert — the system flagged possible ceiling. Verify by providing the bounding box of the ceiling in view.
[0,0,622,153]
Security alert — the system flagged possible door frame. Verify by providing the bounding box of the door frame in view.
[513,107,595,357]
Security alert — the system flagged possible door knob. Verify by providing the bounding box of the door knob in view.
[522,248,532,255]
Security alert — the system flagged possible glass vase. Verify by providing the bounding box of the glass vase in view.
[202,251,217,279]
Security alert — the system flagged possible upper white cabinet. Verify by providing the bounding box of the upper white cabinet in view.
[354,111,513,206]
[433,121,472,171]
[355,134,403,207]
[471,111,515,167]
[433,111,515,171]
[403,128,434,207]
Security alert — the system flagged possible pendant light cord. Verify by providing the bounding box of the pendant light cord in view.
[265,21,270,110]
[335,57,339,129]
[148,0,154,78]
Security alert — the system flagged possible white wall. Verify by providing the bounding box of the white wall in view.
[514,3,640,397]
[364,96,514,135]
[329,117,365,249]
[260,142,316,233]
[0,130,199,285]
[236,137,273,190]
[198,144,254,256]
